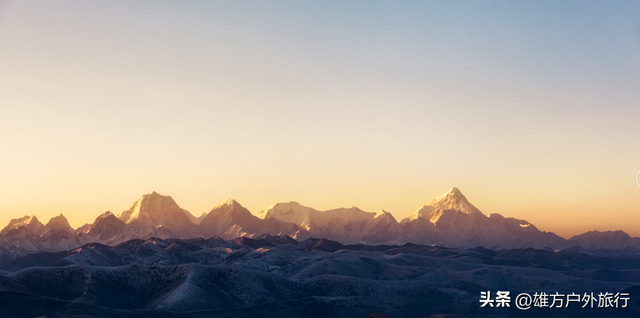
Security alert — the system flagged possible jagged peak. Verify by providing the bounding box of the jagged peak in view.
[449,187,462,195]
[10,215,31,224]
[2,215,35,233]
[375,209,391,218]
[25,215,40,224]
[45,214,74,233]
[209,198,239,210]
[138,191,170,202]
[373,210,399,224]
[118,191,189,225]
[0,214,46,235]
[129,191,172,206]
[90,212,126,232]
[96,211,116,220]
[260,201,292,217]
[46,214,68,223]
[427,187,482,215]
[431,187,466,202]
[48,213,68,220]
[404,188,472,222]
[208,198,248,213]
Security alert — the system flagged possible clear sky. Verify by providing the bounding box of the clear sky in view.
[1,1,639,238]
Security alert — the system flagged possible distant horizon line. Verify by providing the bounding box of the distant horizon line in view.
[2,189,637,241]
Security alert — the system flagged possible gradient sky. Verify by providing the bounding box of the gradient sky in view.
[1,1,639,238]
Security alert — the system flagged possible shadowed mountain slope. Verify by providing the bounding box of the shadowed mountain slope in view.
[1,236,640,318]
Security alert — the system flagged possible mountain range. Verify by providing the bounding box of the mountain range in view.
[2,235,640,318]
[2,188,639,257]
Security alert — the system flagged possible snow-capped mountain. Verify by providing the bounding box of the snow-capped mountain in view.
[259,188,553,247]
[1,216,45,236]
[394,188,565,248]
[44,214,75,234]
[258,201,318,229]
[199,199,308,240]
[361,210,403,244]
[118,191,197,237]
[259,202,388,243]
[401,187,482,224]
[489,213,565,248]
[87,212,128,241]
[567,230,640,250]
[199,199,262,239]
[426,186,483,215]
[1,188,639,255]
[260,201,376,231]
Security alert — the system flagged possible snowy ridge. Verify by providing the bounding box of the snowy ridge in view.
[1,188,639,254]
